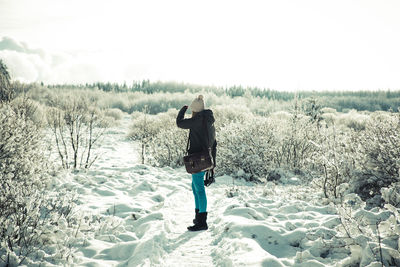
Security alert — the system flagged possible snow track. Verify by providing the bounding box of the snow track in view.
[62,115,351,266]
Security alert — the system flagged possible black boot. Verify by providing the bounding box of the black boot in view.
[193,209,199,224]
[188,212,208,231]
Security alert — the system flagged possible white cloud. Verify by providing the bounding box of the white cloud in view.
[0,36,155,84]
[0,50,41,82]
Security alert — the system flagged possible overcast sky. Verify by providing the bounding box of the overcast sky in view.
[0,0,399,90]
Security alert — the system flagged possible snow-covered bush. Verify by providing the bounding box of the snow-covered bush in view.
[225,186,239,198]
[212,104,249,130]
[147,127,187,167]
[0,103,78,265]
[268,110,291,121]
[145,110,187,167]
[336,109,370,131]
[129,109,181,164]
[381,183,400,208]
[309,125,356,199]
[104,108,124,122]
[352,111,400,201]
[0,188,82,266]
[0,59,13,103]
[46,94,110,169]
[107,94,132,113]
[274,101,317,173]
[321,107,337,114]
[303,97,323,127]
[336,196,400,266]
[0,99,117,266]
[0,103,47,188]
[217,117,276,182]
[321,112,336,127]
[10,96,46,127]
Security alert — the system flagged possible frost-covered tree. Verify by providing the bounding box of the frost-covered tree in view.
[0,59,13,103]
[304,97,323,128]
[46,94,110,169]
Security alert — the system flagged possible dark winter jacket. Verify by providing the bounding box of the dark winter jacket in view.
[176,106,217,166]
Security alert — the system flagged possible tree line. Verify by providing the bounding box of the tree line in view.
[45,80,400,112]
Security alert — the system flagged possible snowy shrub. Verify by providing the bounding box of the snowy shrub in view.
[46,94,110,169]
[212,105,249,133]
[0,59,13,103]
[268,110,291,121]
[0,103,82,265]
[129,108,179,164]
[104,108,124,122]
[309,126,356,199]
[0,188,82,266]
[320,107,337,127]
[370,110,393,122]
[145,110,187,167]
[266,169,282,182]
[95,91,137,113]
[148,127,187,167]
[336,109,370,131]
[352,112,400,201]
[304,97,323,127]
[381,183,400,208]
[274,101,317,173]
[336,197,400,267]
[225,186,239,198]
[321,112,336,127]
[321,107,337,114]
[0,104,47,187]
[217,117,276,182]
[262,181,277,196]
[10,96,46,127]
[107,95,132,113]
[0,101,114,266]
[212,104,249,130]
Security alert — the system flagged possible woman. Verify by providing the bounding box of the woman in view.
[176,95,217,231]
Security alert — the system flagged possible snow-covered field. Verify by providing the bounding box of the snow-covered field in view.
[41,115,398,267]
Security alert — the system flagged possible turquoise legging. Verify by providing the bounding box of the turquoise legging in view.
[191,171,207,213]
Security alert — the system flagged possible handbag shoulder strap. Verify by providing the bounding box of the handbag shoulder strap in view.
[186,134,190,154]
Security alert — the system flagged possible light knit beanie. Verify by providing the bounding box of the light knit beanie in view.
[189,95,205,112]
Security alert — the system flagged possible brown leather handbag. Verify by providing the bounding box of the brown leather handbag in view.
[183,147,214,174]
[183,118,214,174]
